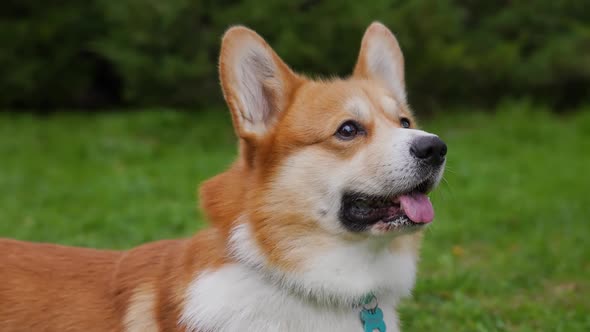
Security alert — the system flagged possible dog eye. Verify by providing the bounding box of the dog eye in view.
[400,118,411,128]
[336,120,363,140]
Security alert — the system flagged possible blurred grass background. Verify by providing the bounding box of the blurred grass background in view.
[1,103,589,331]
[1,0,590,331]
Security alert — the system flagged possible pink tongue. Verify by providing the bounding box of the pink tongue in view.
[399,193,434,223]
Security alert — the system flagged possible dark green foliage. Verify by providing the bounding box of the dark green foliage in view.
[0,1,113,108]
[1,0,589,110]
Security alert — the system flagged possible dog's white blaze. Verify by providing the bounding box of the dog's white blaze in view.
[380,96,399,117]
[180,223,404,332]
[345,96,372,122]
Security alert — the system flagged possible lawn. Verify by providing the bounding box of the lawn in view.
[1,102,589,331]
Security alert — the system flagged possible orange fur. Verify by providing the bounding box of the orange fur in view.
[0,230,228,332]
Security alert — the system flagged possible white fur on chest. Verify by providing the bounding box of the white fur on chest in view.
[180,224,416,331]
[180,264,400,332]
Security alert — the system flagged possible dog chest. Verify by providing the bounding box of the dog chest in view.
[179,264,401,332]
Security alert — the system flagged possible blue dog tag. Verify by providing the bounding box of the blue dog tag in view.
[360,307,386,332]
[359,294,386,332]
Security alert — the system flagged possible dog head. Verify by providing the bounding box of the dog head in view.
[200,21,448,303]
[206,22,446,240]
[198,24,448,304]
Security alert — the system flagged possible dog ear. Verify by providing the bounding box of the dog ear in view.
[353,22,406,103]
[219,26,300,141]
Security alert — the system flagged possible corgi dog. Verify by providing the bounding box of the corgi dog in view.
[0,22,447,332]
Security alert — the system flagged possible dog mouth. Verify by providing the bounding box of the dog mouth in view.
[340,179,435,233]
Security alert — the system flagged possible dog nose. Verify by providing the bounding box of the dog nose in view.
[410,136,447,166]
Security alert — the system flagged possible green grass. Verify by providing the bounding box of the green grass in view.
[1,102,589,331]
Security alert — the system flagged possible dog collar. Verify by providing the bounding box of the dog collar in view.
[359,293,386,332]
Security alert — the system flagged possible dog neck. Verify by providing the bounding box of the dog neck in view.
[179,220,413,332]
[227,220,420,308]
